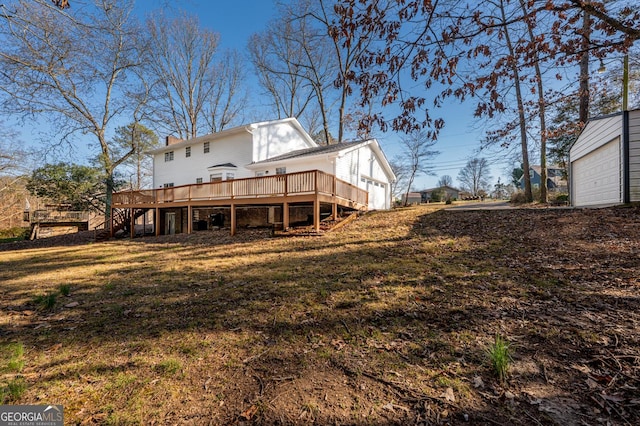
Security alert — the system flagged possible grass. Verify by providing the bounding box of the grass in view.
[33,292,57,310]
[59,283,72,296]
[0,205,638,424]
[0,343,26,403]
[487,334,511,383]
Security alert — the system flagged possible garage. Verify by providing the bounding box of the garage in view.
[569,109,640,207]
[366,179,388,210]
[571,138,622,206]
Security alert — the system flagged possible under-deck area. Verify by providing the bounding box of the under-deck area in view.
[111,170,368,237]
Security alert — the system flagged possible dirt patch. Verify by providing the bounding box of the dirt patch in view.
[0,205,638,425]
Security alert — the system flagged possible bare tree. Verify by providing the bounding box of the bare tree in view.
[438,175,453,188]
[389,156,410,203]
[205,50,247,133]
[399,130,439,206]
[249,19,315,121]
[146,12,216,139]
[0,0,149,226]
[457,158,492,197]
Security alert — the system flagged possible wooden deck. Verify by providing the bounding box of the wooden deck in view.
[111,170,368,236]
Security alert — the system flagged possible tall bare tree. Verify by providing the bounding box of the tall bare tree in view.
[438,175,453,188]
[457,158,492,197]
[205,50,247,133]
[399,130,439,206]
[0,0,149,226]
[146,12,219,139]
[249,16,318,125]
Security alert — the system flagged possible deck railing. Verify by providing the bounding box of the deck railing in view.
[112,170,368,208]
[29,210,90,223]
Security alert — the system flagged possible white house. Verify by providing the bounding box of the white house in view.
[569,109,640,206]
[148,118,396,210]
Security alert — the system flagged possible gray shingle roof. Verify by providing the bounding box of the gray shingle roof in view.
[208,163,237,168]
[252,141,366,164]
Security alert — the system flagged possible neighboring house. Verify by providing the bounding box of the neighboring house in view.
[569,109,640,206]
[419,185,461,202]
[150,118,395,210]
[518,166,568,192]
[401,192,422,205]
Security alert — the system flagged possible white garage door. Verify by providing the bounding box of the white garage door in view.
[366,180,388,210]
[572,138,621,206]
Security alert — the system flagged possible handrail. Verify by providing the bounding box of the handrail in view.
[112,170,368,208]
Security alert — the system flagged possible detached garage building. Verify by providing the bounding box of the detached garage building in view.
[570,109,640,206]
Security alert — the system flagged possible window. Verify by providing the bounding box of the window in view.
[164,151,174,162]
[210,173,222,182]
[276,167,286,175]
[185,146,191,158]
[529,169,535,178]
[204,142,210,153]
[256,172,264,177]
[196,177,203,184]
[163,183,174,188]
[226,172,235,180]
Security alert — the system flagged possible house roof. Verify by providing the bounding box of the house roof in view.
[208,163,237,168]
[419,185,460,193]
[147,117,316,155]
[248,138,396,183]
[250,140,366,164]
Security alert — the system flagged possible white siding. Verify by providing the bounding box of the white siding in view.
[570,115,622,161]
[252,158,334,176]
[252,121,316,162]
[571,138,622,206]
[570,114,624,206]
[153,133,253,188]
[334,144,391,209]
[629,110,640,202]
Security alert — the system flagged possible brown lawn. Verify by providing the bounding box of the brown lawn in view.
[0,204,639,425]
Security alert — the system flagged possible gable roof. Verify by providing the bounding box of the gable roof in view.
[250,141,366,164]
[147,117,316,155]
[247,138,396,183]
[208,163,237,168]
[419,185,460,193]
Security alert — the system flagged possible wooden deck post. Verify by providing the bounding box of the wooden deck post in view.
[155,208,161,236]
[230,204,236,236]
[283,202,289,230]
[109,207,114,238]
[187,205,193,234]
[332,202,338,220]
[313,199,320,233]
[130,208,135,239]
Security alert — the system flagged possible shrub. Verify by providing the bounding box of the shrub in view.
[0,227,30,243]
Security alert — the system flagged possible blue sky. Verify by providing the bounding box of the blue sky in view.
[134,0,516,190]
[13,0,512,190]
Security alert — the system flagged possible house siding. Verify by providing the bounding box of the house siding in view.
[570,114,623,162]
[251,121,315,162]
[153,133,253,188]
[570,114,625,206]
[335,145,390,209]
[629,109,640,202]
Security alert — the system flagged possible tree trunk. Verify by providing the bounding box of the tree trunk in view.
[520,0,548,202]
[501,0,532,202]
[105,172,114,230]
[579,10,591,126]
